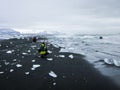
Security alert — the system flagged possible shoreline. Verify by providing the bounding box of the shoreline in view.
[0,38,120,90]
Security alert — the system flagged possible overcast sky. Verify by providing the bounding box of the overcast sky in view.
[0,0,120,34]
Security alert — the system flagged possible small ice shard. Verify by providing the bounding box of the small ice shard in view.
[22,53,27,55]
[31,68,35,70]
[13,59,17,61]
[10,69,14,72]
[28,50,31,53]
[10,42,13,44]
[53,82,56,86]
[25,72,30,75]
[69,54,74,59]
[49,71,57,78]
[32,60,35,62]
[33,65,40,69]
[59,55,65,58]
[104,58,114,65]
[47,58,53,61]
[48,50,52,54]
[16,64,22,68]
[113,59,120,67]
[6,51,12,54]
[0,72,4,74]
[5,62,10,65]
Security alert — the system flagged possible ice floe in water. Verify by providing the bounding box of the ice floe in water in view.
[59,55,65,58]
[47,58,53,61]
[0,72,4,74]
[32,60,36,62]
[22,53,28,55]
[6,50,12,54]
[69,54,74,59]
[10,69,14,72]
[16,64,22,68]
[49,71,57,78]
[48,50,52,54]
[28,50,31,53]
[31,64,40,70]
[25,72,30,75]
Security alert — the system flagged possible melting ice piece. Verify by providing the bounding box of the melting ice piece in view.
[10,69,14,72]
[5,62,10,65]
[49,71,57,78]
[53,82,56,86]
[104,58,114,65]
[6,51,12,54]
[113,59,120,67]
[0,72,4,74]
[22,53,28,55]
[48,50,52,54]
[47,58,53,61]
[69,54,74,59]
[25,72,30,75]
[31,64,40,70]
[16,64,22,68]
[28,50,31,52]
[59,55,65,58]
[32,60,35,62]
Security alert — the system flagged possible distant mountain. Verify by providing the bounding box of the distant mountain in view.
[0,28,20,35]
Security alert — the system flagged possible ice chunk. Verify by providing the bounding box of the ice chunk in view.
[49,71,57,78]
[47,58,53,61]
[104,58,114,65]
[0,72,4,74]
[13,59,17,61]
[25,72,30,75]
[59,55,65,58]
[33,65,40,68]
[69,54,74,59]
[22,53,27,55]
[32,60,35,62]
[5,62,10,65]
[48,50,52,54]
[6,50,12,54]
[113,59,120,67]
[28,50,31,53]
[16,64,22,68]
[10,69,14,72]
[53,82,56,86]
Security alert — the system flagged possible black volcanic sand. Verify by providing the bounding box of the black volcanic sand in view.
[0,37,120,90]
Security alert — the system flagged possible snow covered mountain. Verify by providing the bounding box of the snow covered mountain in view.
[0,28,20,35]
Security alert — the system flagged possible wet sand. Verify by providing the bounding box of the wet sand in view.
[0,38,120,90]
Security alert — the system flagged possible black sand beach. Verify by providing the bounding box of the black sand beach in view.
[0,37,120,90]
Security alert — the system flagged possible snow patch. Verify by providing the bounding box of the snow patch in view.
[69,54,74,59]
[16,64,22,68]
[47,58,53,61]
[49,71,57,78]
